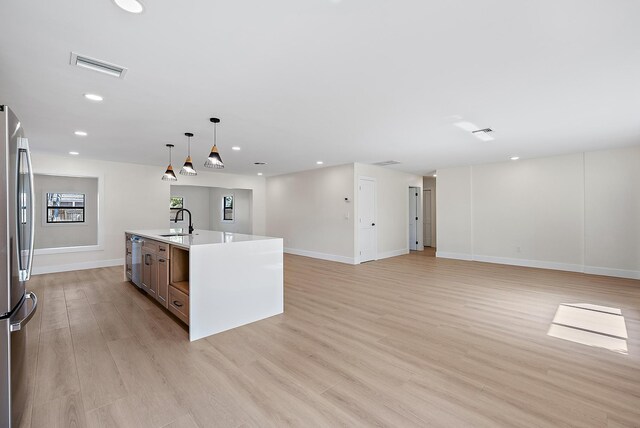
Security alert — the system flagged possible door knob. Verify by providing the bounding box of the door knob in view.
[371,223,375,226]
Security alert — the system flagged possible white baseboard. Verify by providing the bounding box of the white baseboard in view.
[377,248,409,260]
[436,252,640,280]
[472,255,584,273]
[436,251,473,261]
[284,248,356,265]
[584,266,640,280]
[32,258,124,275]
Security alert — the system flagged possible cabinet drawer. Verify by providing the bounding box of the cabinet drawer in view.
[143,239,159,254]
[168,286,189,325]
[157,242,169,257]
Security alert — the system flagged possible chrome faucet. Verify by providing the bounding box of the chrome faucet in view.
[174,208,194,234]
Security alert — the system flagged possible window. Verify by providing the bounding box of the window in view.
[170,196,184,221]
[223,195,234,221]
[46,193,85,223]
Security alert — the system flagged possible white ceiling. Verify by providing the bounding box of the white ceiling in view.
[1,0,639,176]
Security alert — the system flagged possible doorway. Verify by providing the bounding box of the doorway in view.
[358,177,377,263]
[409,187,419,250]
[423,189,432,247]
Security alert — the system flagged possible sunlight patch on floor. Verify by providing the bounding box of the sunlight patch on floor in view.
[547,303,628,354]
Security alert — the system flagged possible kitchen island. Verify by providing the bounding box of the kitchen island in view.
[125,229,283,341]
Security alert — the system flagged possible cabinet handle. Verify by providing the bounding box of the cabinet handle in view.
[172,300,183,307]
[159,258,166,263]
[159,247,166,252]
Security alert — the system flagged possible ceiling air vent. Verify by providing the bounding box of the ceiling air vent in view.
[373,160,401,167]
[472,128,493,134]
[69,52,128,79]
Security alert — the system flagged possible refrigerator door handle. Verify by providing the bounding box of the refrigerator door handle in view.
[25,143,35,281]
[10,292,38,332]
[17,137,35,281]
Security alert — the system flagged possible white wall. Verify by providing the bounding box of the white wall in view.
[209,187,253,234]
[167,171,266,235]
[436,166,472,259]
[584,146,640,278]
[472,153,585,269]
[436,146,640,279]
[34,174,99,249]
[32,155,167,274]
[170,186,254,234]
[170,185,212,230]
[354,163,423,261]
[422,176,437,247]
[32,153,266,274]
[266,164,355,263]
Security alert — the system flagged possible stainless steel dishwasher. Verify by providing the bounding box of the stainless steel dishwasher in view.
[131,236,144,288]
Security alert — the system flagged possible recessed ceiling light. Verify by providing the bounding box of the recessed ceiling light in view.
[69,151,79,156]
[316,161,324,165]
[257,173,263,176]
[510,156,520,161]
[84,93,103,102]
[74,131,87,136]
[113,0,144,14]
[231,146,241,151]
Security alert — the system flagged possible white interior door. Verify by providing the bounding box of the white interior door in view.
[423,189,432,247]
[409,188,418,250]
[358,178,376,262]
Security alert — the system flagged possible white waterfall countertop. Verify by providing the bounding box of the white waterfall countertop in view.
[125,228,284,341]
[126,228,279,249]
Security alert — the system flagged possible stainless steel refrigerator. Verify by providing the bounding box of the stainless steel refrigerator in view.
[0,105,37,428]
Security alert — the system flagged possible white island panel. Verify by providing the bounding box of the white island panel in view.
[189,238,283,341]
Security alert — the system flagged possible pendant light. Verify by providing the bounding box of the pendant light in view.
[162,144,177,181]
[205,117,224,169]
[180,132,197,176]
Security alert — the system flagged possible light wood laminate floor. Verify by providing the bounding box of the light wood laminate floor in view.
[19,250,640,427]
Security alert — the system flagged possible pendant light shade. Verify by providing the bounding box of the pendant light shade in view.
[180,132,197,176]
[162,144,177,181]
[205,118,224,169]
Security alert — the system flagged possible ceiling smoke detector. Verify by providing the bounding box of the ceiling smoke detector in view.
[70,52,128,79]
[373,160,401,166]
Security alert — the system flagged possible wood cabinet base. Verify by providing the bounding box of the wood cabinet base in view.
[168,285,189,325]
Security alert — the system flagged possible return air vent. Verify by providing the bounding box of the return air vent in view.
[69,52,128,79]
[372,160,401,167]
[472,128,493,134]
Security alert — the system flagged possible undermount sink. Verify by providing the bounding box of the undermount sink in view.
[158,233,190,237]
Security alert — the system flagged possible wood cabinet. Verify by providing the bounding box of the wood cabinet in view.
[168,285,189,325]
[141,249,157,297]
[157,256,169,305]
[168,246,190,325]
[125,235,189,325]
[137,238,173,308]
